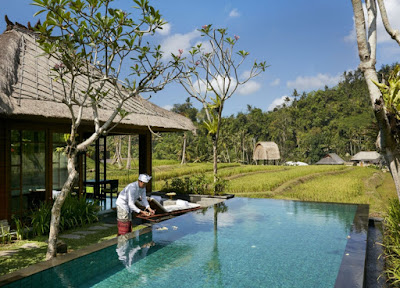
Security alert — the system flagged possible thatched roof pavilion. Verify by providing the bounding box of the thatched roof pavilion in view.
[0,20,195,221]
[253,142,281,161]
[351,151,382,165]
[315,153,345,165]
[0,24,195,132]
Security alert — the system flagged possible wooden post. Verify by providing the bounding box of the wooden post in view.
[139,131,152,193]
[0,120,9,220]
[46,129,52,202]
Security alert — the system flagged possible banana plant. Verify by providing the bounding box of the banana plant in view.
[373,65,400,120]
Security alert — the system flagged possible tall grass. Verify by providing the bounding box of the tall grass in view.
[383,199,400,286]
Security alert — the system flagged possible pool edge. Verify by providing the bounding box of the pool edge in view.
[334,204,369,288]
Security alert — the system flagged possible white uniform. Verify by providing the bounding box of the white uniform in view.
[116,181,149,215]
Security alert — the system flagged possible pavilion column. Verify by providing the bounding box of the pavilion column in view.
[0,120,9,220]
[139,131,152,193]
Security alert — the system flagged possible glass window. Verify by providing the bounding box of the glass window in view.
[10,129,46,214]
[53,133,68,191]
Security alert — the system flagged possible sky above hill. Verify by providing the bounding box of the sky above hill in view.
[1,0,400,116]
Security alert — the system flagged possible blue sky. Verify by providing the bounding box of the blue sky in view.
[2,0,400,116]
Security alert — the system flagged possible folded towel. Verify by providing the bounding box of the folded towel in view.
[176,199,189,207]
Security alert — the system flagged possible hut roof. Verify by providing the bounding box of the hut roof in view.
[0,24,195,133]
[253,141,280,161]
[351,151,381,162]
[315,153,345,165]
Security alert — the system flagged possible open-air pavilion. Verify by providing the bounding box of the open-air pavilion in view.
[0,22,195,222]
[252,141,280,165]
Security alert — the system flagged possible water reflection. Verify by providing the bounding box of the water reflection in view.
[116,233,155,270]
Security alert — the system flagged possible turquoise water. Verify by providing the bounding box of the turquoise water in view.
[5,198,358,288]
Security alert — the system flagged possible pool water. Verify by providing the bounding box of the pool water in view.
[4,198,364,288]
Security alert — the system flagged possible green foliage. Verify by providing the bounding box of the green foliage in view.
[383,199,400,286]
[213,177,228,195]
[12,216,27,241]
[30,196,99,236]
[161,175,208,195]
[153,66,381,164]
[30,202,52,236]
[373,65,400,119]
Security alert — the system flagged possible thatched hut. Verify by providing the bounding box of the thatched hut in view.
[351,151,382,166]
[315,153,345,165]
[0,21,195,221]
[253,142,280,165]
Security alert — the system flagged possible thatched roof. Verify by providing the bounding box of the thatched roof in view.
[351,151,381,163]
[253,141,280,161]
[0,24,195,133]
[315,153,344,165]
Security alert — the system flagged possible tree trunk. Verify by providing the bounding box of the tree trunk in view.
[126,135,132,169]
[46,149,78,260]
[117,136,123,169]
[351,0,400,197]
[213,139,218,187]
[181,133,187,165]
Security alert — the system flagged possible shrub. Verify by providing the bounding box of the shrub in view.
[30,195,100,237]
[383,199,400,286]
[213,177,228,195]
[162,175,208,195]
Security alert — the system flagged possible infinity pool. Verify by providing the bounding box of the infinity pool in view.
[1,198,369,288]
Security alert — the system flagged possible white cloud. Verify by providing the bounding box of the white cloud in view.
[344,0,400,44]
[237,81,261,95]
[286,73,342,91]
[270,78,280,86]
[190,75,260,96]
[163,104,172,111]
[157,23,171,36]
[160,30,200,60]
[229,8,240,18]
[268,95,291,111]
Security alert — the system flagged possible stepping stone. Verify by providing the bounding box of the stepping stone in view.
[59,234,83,239]
[21,243,40,249]
[0,250,18,257]
[88,226,108,231]
[72,230,96,235]
[102,224,115,227]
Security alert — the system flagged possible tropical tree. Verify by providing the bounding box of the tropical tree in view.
[178,25,267,188]
[32,0,182,259]
[351,0,400,199]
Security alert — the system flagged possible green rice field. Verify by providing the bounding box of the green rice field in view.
[95,159,397,217]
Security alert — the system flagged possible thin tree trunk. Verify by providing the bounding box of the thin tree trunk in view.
[351,0,400,197]
[181,133,187,165]
[126,135,132,169]
[46,150,78,259]
[117,136,123,169]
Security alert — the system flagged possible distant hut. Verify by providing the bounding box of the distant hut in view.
[253,142,280,165]
[351,151,382,166]
[315,153,345,165]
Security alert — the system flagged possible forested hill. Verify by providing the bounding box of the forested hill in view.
[153,67,392,164]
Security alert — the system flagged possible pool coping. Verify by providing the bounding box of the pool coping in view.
[334,203,369,288]
[0,200,370,287]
